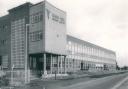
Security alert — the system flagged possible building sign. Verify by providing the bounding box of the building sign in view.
[46,9,65,24]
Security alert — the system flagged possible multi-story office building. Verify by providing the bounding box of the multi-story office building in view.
[66,35,116,72]
[0,1,116,83]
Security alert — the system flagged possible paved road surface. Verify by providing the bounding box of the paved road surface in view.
[60,73,128,89]
[117,75,128,89]
[14,73,128,89]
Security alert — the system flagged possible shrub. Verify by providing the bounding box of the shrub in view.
[0,71,9,87]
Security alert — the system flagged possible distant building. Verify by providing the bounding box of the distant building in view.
[0,1,116,84]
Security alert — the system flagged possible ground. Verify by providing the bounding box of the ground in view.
[12,72,128,89]
[1,71,128,89]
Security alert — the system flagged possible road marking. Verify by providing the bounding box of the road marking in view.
[111,76,128,89]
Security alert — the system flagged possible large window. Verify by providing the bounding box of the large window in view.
[0,25,8,32]
[30,12,43,24]
[29,31,42,42]
[0,55,8,68]
[2,55,8,68]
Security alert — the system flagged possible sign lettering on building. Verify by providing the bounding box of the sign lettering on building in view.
[46,9,65,24]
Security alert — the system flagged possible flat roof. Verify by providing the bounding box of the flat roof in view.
[8,2,33,13]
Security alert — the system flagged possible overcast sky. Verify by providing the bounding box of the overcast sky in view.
[0,0,128,67]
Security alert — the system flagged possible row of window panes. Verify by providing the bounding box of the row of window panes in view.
[11,32,25,35]
[11,19,25,24]
[1,55,8,68]
[11,41,25,45]
[12,55,24,58]
[29,31,42,42]
[12,52,24,55]
[67,41,116,59]
[68,46,112,59]
[12,54,24,56]
[67,53,115,63]
[30,12,43,24]
[12,47,24,50]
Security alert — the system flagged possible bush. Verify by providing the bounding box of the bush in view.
[0,72,9,87]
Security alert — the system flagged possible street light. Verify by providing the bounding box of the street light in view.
[11,64,14,85]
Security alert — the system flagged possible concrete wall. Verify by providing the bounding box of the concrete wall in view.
[0,15,11,69]
[29,1,67,55]
[44,1,67,55]
[29,2,44,54]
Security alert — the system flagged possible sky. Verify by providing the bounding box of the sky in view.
[0,0,128,67]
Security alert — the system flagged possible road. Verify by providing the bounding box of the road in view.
[14,72,128,89]
[61,73,128,89]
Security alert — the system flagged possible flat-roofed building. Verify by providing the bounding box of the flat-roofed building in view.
[66,35,116,73]
[0,1,117,84]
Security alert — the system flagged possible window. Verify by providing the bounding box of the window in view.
[0,40,7,45]
[30,12,43,24]
[29,31,42,42]
[0,25,8,32]
[59,17,65,24]
[3,25,7,29]
[2,55,8,68]
[52,13,59,22]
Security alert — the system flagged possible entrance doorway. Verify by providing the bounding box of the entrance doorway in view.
[81,61,84,70]
[29,53,52,77]
[29,54,43,77]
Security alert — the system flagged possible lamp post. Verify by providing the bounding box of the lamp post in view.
[11,64,14,85]
[73,59,75,73]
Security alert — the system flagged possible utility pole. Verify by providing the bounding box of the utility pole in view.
[11,65,14,85]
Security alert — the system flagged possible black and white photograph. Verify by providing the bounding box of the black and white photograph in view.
[0,0,128,89]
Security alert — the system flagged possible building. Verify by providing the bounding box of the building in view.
[66,35,116,73]
[0,1,116,84]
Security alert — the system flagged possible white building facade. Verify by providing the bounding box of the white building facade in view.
[66,35,116,72]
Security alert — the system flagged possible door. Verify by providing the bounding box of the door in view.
[81,62,84,70]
